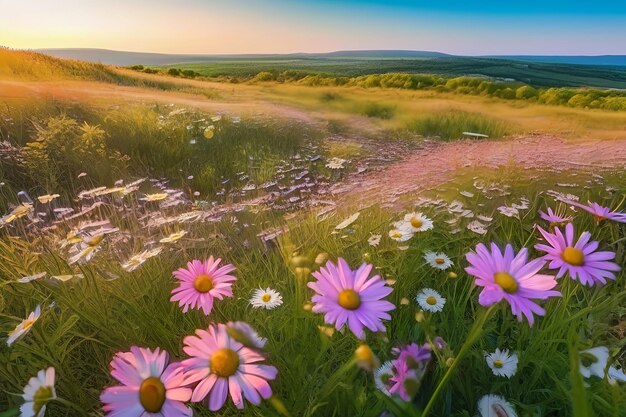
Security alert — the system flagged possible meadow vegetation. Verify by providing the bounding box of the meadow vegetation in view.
[0,50,625,417]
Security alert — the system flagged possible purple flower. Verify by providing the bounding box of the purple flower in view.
[539,207,573,226]
[308,258,395,339]
[535,223,621,286]
[465,243,560,326]
[565,200,626,224]
[387,343,431,401]
[392,343,432,367]
[388,359,416,401]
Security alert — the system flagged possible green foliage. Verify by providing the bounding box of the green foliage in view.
[23,116,129,190]
[408,111,511,140]
[167,68,181,76]
[253,71,276,82]
[0,102,319,197]
[360,102,395,119]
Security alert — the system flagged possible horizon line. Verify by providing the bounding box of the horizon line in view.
[11,46,626,58]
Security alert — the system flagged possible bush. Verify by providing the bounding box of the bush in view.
[360,102,395,119]
[253,71,275,82]
[23,116,129,190]
[167,68,181,77]
[408,111,510,140]
[516,85,538,99]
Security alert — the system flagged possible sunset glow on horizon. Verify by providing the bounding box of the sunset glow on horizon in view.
[2,0,626,55]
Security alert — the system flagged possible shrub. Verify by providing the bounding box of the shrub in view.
[253,71,276,82]
[516,85,539,99]
[408,111,510,140]
[167,68,181,77]
[23,116,129,190]
[360,102,395,119]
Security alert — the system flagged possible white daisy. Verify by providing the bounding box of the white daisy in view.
[416,288,446,313]
[17,272,47,283]
[7,305,41,346]
[608,365,626,385]
[497,206,519,217]
[368,234,382,247]
[388,227,413,242]
[484,348,518,378]
[467,220,489,235]
[140,192,168,202]
[424,251,453,270]
[374,361,394,397]
[68,233,104,265]
[226,321,267,349]
[579,346,609,379]
[159,230,187,243]
[121,247,163,272]
[402,212,434,232]
[21,367,56,417]
[250,287,283,309]
[477,394,517,417]
[37,194,60,204]
[325,157,347,170]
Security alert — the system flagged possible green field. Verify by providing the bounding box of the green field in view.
[158,56,626,89]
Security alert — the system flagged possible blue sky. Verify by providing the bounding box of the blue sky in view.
[2,0,625,54]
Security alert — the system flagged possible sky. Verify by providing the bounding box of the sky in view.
[1,0,625,55]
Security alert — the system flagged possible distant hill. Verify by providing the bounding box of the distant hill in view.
[37,48,626,68]
[36,48,451,66]
[487,55,626,68]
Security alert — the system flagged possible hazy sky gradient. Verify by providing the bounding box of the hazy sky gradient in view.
[2,0,625,55]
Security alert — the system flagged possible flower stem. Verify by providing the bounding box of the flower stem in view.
[421,305,496,417]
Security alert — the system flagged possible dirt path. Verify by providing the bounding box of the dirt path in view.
[3,79,626,213]
[331,134,626,209]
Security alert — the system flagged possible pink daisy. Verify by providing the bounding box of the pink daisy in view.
[391,343,432,368]
[170,257,236,315]
[307,258,395,339]
[181,323,277,411]
[100,346,192,416]
[535,223,621,286]
[539,207,573,226]
[388,359,414,401]
[565,200,626,224]
[465,243,560,326]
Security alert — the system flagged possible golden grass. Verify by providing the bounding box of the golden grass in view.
[1,49,624,141]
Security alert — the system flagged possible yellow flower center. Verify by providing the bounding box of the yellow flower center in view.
[338,289,361,310]
[33,386,54,416]
[193,274,213,293]
[562,247,584,266]
[391,231,402,238]
[210,348,240,377]
[262,293,272,303]
[493,359,504,368]
[410,218,423,228]
[494,272,518,294]
[139,377,166,413]
[87,234,104,247]
[435,258,445,264]
[426,296,438,305]
[22,319,36,330]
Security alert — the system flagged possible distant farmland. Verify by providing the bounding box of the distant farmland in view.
[158,56,626,89]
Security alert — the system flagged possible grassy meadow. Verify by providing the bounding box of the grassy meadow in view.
[0,50,625,417]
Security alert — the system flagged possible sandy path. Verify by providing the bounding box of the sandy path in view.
[331,134,626,209]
